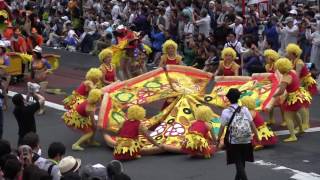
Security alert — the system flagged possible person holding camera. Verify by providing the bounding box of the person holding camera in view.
[12,90,45,146]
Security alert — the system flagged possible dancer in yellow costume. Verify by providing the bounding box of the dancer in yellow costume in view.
[269,58,311,142]
[182,105,217,158]
[63,89,102,151]
[159,39,182,66]
[286,44,316,130]
[241,96,277,150]
[215,47,240,76]
[114,105,162,161]
[263,49,285,126]
[63,68,102,109]
[98,48,117,87]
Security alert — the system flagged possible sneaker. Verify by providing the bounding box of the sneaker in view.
[72,144,84,151]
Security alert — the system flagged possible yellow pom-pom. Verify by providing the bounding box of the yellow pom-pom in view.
[275,58,293,74]
[87,89,102,104]
[143,44,152,55]
[221,47,237,60]
[263,49,279,61]
[162,39,178,54]
[98,48,113,62]
[286,43,302,57]
[240,96,256,110]
[86,68,103,81]
[195,106,214,122]
[127,105,146,120]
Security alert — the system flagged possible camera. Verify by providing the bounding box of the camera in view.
[27,82,40,93]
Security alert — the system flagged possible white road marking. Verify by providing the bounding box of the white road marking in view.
[254,160,320,180]
[7,91,320,133]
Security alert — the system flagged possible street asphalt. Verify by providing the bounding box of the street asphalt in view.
[3,48,320,180]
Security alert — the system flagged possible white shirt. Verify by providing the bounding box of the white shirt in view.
[277,25,299,48]
[224,40,243,55]
[183,22,194,36]
[111,4,121,21]
[220,104,253,144]
[195,15,211,37]
[233,23,244,40]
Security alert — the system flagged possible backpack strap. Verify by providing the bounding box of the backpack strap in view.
[225,106,241,142]
[48,163,55,175]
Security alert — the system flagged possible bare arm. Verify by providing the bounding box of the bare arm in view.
[273,82,287,98]
[32,92,45,107]
[140,124,160,147]
[295,64,303,79]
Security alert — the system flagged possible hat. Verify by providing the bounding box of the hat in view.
[81,164,107,180]
[209,1,215,5]
[61,16,69,21]
[33,46,42,53]
[236,16,243,22]
[284,17,294,24]
[289,9,298,15]
[58,156,81,175]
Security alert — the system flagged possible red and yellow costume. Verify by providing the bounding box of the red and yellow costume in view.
[252,112,277,147]
[62,89,102,151]
[219,61,240,76]
[216,47,240,76]
[160,40,182,66]
[181,106,216,158]
[63,81,93,110]
[182,120,214,157]
[100,63,116,83]
[62,100,93,133]
[113,105,149,161]
[98,48,116,87]
[241,96,277,150]
[293,58,318,95]
[114,119,142,160]
[264,49,279,73]
[282,71,311,111]
[161,54,182,65]
[63,68,102,109]
[273,58,311,142]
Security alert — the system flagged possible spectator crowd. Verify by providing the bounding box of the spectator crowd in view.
[1,0,320,76]
[0,134,131,180]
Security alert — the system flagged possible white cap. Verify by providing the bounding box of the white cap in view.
[289,9,298,15]
[61,16,69,21]
[33,46,42,53]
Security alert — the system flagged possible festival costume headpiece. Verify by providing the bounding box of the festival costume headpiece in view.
[98,48,113,62]
[127,105,146,120]
[263,49,279,61]
[85,68,103,81]
[286,43,302,57]
[221,47,237,60]
[240,96,256,110]
[195,106,214,122]
[162,39,178,54]
[275,58,293,74]
[88,89,102,104]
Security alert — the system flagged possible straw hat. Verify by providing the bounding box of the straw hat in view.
[58,156,81,175]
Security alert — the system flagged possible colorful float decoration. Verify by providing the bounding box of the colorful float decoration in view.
[98,65,280,153]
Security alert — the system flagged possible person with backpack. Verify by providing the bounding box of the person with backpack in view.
[224,31,243,63]
[42,142,66,180]
[217,88,260,180]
